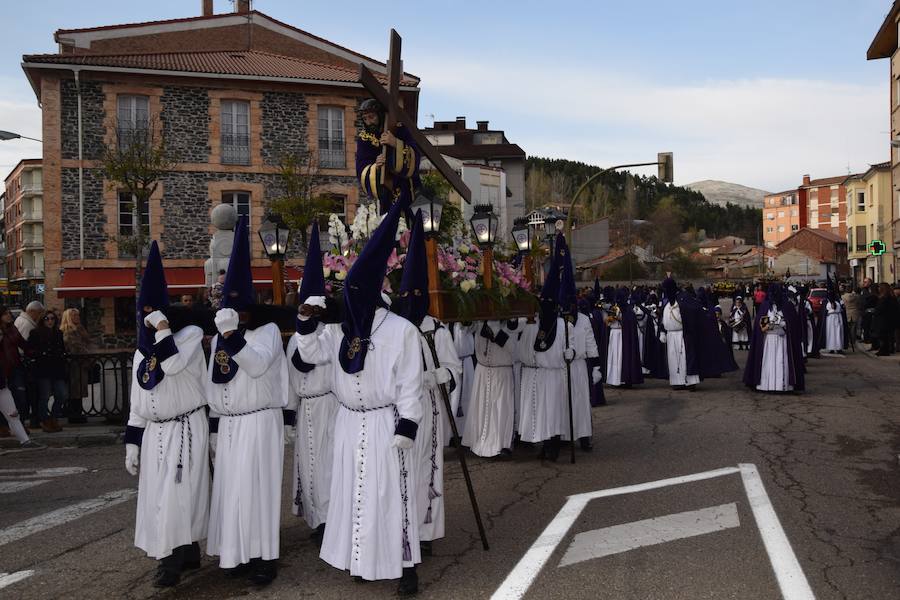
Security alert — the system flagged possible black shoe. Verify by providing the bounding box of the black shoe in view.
[248,558,277,586]
[687,385,698,392]
[397,566,419,596]
[154,554,182,588]
[496,448,513,460]
[420,540,433,556]
[179,542,202,570]
[579,437,593,452]
[224,562,251,578]
[672,385,686,391]
[543,436,561,461]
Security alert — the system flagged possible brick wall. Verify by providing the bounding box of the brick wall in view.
[776,229,849,277]
[161,86,211,163]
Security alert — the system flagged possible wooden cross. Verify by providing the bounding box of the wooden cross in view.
[358,30,472,204]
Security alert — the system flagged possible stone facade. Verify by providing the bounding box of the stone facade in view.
[60,79,106,161]
[261,91,309,165]
[61,167,107,260]
[161,86,211,163]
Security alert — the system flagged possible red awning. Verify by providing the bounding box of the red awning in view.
[55,266,301,298]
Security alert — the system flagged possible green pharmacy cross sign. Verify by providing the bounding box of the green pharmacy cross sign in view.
[868,239,886,256]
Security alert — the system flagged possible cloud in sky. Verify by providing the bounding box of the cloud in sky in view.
[418,57,887,192]
[0,77,42,192]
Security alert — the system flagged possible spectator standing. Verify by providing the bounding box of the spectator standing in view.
[872,283,899,356]
[60,308,93,424]
[0,306,41,447]
[4,306,32,425]
[208,269,226,309]
[753,284,766,316]
[842,286,862,342]
[30,310,69,432]
[14,300,44,428]
[860,278,876,344]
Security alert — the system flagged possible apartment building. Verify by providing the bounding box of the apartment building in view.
[762,189,805,248]
[3,159,44,304]
[801,174,850,240]
[846,162,892,284]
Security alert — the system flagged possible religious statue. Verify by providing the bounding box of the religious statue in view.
[204,203,238,288]
[355,98,421,214]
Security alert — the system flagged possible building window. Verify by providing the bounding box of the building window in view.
[791,209,798,217]
[856,225,867,252]
[777,225,785,233]
[766,227,774,233]
[222,191,251,218]
[318,106,346,169]
[115,296,138,332]
[848,228,853,249]
[116,95,149,149]
[118,192,150,258]
[766,213,775,220]
[791,224,799,232]
[777,211,785,218]
[221,100,250,165]
[810,209,819,224]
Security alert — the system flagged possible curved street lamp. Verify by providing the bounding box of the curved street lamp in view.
[0,130,42,143]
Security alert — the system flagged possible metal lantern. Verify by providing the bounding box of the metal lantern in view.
[469,204,499,247]
[543,213,557,239]
[411,192,444,236]
[511,217,531,252]
[258,214,291,259]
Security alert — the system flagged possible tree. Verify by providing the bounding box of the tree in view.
[647,196,684,258]
[420,170,464,243]
[269,151,333,256]
[101,118,174,308]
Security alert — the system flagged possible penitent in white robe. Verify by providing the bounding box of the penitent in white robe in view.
[464,321,517,457]
[605,319,624,387]
[663,303,700,387]
[128,325,209,560]
[823,301,845,351]
[446,322,475,443]
[562,314,599,441]
[634,307,649,374]
[206,322,289,569]
[757,309,792,392]
[297,308,424,581]
[516,319,566,443]
[286,325,339,530]
[414,316,462,542]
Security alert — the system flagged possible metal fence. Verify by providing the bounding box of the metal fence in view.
[66,352,133,422]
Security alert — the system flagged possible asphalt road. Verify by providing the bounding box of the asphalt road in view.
[2,350,899,599]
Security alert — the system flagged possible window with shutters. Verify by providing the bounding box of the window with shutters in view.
[318,106,346,168]
[222,100,250,165]
[117,95,149,150]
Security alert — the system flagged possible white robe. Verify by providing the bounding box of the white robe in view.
[757,309,793,392]
[463,320,517,457]
[286,325,339,529]
[516,319,566,443]
[823,301,845,351]
[297,308,424,581]
[634,307,649,374]
[562,315,598,441]
[415,316,462,542]
[128,326,209,560]
[663,303,700,387]
[206,323,289,569]
[447,322,476,443]
[731,306,749,344]
[605,320,624,387]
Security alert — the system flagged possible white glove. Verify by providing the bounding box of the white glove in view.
[298,296,327,321]
[563,348,576,362]
[209,433,218,462]
[143,310,167,330]
[659,332,667,344]
[391,434,414,450]
[214,308,240,334]
[422,370,437,389]
[125,444,140,476]
[433,367,452,385]
[592,366,603,384]
[284,425,296,445]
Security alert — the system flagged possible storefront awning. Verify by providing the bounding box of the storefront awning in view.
[55,266,301,298]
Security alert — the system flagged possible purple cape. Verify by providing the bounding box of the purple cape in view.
[742,300,805,391]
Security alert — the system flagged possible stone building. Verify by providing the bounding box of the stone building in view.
[775,227,849,279]
[3,159,44,305]
[21,3,420,347]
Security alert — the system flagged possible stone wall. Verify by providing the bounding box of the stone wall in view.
[161,86,210,163]
[261,91,309,165]
[61,167,107,260]
[61,80,106,161]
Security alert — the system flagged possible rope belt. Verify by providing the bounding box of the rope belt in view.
[218,406,279,418]
[299,391,332,401]
[521,365,538,369]
[337,400,393,413]
[151,406,204,484]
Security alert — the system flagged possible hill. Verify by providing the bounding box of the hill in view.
[684,180,768,209]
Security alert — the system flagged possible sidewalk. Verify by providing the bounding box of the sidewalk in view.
[0,420,125,449]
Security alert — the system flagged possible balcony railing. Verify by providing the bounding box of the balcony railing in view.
[22,267,43,278]
[22,236,43,248]
[21,210,43,221]
[20,185,43,196]
[319,143,346,169]
[222,134,250,165]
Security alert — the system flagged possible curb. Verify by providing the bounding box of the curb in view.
[0,430,125,449]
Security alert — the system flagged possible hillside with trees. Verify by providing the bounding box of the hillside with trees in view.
[525,157,762,250]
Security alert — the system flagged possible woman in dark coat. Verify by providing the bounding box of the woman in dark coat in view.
[29,309,69,432]
[873,283,898,356]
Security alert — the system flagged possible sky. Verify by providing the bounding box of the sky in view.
[0,0,895,193]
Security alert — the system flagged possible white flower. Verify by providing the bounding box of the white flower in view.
[457,259,466,270]
[335,270,347,281]
[323,267,332,278]
[458,244,470,254]
[460,279,476,293]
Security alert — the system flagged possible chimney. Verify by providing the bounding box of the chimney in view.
[476,120,489,132]
[235,0,251,13]
[455,116,466,129]
[802,174,810,186]
[202,0,214,16]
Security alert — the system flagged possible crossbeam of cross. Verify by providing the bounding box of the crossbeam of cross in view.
[358,30,472,204]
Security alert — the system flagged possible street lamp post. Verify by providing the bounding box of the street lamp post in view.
[511,217,533,288]
[412,192,446,316]
[258,214,291,305]
[469,204,499,289]
[0,130,42,143]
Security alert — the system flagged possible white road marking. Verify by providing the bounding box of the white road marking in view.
[739,463,815,600]
[558,503,740,567]
[0,480,50,494]
[492,465,813,600]
[490,466,740,600]
[0,570,35,589]
[0,489,136,547]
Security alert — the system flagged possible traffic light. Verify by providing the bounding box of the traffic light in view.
[658,152,674,183]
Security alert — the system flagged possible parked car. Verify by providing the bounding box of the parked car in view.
[808,288,828,315]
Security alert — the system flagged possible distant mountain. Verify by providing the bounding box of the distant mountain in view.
[685,180,769,209]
